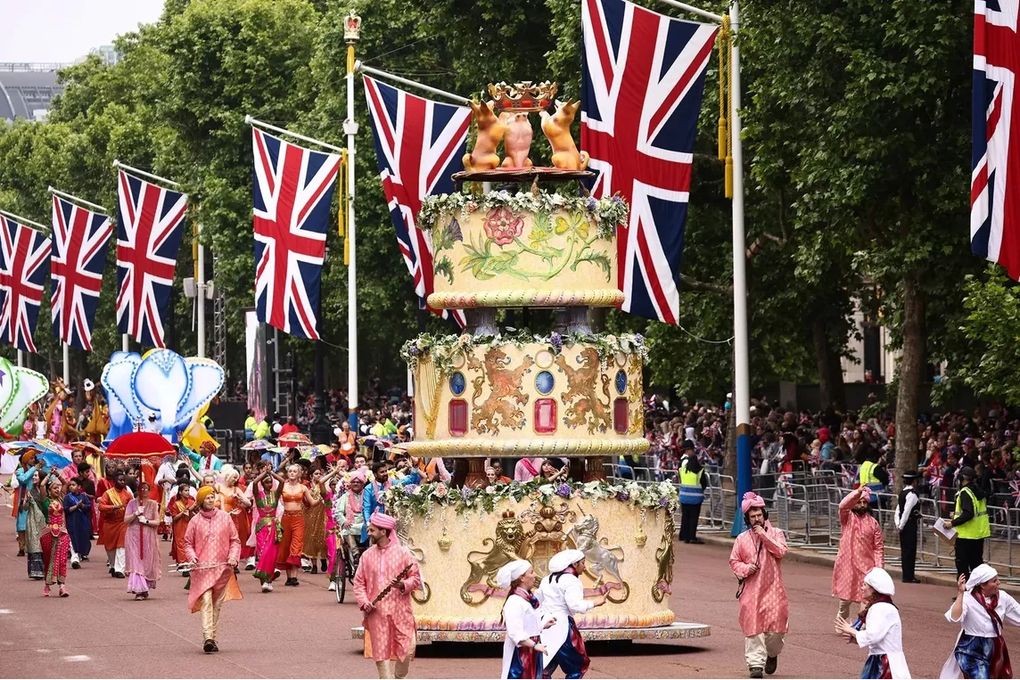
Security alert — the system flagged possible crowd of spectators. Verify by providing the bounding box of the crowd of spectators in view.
[643,396,1020,511]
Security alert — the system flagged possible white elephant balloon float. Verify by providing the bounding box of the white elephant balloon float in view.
[101,349,225,443]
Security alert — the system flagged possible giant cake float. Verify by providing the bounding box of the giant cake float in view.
[369,81,709,643]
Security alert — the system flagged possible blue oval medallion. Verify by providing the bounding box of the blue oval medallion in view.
[615,369,628,394]
[449,371,466,396]
[535,370,555,395]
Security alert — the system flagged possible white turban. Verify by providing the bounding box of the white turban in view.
[548,549,585,574]
[496,559,531,589]
[967,564,998,591]
[863,567,895,596]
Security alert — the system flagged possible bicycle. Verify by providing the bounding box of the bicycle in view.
[331,532,362,604]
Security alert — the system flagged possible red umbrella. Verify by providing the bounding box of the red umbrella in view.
[105,432,176,461]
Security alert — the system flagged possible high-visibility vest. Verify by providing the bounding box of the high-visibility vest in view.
[860,460,881,486]
[955,486,991,540]
[678,463,704,505]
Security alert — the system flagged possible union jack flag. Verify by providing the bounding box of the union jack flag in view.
[581,0,718,324]
[0,216,51,353]
[972,0,1020,279]
[363,76,469,327]
[116,170,188,348]
[51,195,113,352]
[252,127,341,340]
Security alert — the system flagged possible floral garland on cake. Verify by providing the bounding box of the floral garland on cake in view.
[418,190,629,240]
[400,330,647,375]
[384,478,678,517]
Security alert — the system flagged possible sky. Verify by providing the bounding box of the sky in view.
[0,0,165,63]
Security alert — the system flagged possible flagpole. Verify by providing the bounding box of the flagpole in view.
[16,349,23,368]
[245,116,345,154]
[47,187,109,214]
[727,0,751,535]
[356,63,472,105]
[0,208,49,232]
[344,11,362,431]
[62,343,70,383]
[196,223,206,359]
[648,0,750,534]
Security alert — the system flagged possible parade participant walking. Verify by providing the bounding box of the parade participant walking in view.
[895,472,921,584]
[941,564,1020,679]
[63,478,92,567]
[97,471,133,578]
[167,481,195,572]
[353,511,422,679]
[539,548,606,679]
[187,441,224,475]
[40,478,70,597]
[498,559,554,679]
[274,463,319,586]
[124,482,161,600]
[949,467,991,579]
[250,467,281,592]
[215,465,254,569]
[182,486,242,653]
[361,462,390,543]
[729,492,789,679]
[678,446,708,544]
[833,486,884,619]
[13,454,44,557]
[24,467,52,580]
[302,467,328,574]
[835,567,910,679]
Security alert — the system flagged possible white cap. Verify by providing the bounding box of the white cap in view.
[967,564,998,591]
[496,559,531,589]
[863,567,895,596]
[548,549,585,574]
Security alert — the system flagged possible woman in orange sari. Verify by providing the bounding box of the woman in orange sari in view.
[215,466,253,568]
[167,482,196,573]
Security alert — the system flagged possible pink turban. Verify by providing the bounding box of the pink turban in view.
[856,486,872,502]
[370,511,396,530]
[741,492,765,513]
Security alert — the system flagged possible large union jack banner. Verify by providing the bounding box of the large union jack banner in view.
[0,215,52,353]
[581,0,717,324]
[973,0,1020,279]
[363,75,469,327]
[252,127,341,340]
[51,195,113,351]
[116,169,188,349]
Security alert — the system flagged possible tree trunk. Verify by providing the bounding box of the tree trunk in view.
[894,276,926,494]
[812,317,847,410]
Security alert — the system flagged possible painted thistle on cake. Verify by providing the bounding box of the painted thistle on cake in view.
[383,478,678,517]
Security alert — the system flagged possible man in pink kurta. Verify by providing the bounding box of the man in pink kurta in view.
[182,485,242,653]
[832,486,884,620]
[730,492,789,679]
[353,512,422,679]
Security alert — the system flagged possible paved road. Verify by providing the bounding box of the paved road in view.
[2,524,1018,679]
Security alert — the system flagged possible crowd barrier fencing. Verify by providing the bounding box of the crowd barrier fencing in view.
[603,463,1020,583]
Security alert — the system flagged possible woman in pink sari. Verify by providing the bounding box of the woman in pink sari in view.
[124,482,162,600]
[40,478,70,597]
[250,467,281,592]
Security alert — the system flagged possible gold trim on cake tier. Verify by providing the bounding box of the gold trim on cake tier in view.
[412,609,676,632]
[428,289,624,309]
[404,437,648,458]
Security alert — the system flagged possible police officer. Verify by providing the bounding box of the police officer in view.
[949,466,991,579]
[894,471,921,583]
[678,441,708,544]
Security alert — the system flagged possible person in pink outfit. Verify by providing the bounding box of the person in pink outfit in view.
[182,485,242,653]
[353,512,422,679]
[729,492,789,679]
[124,482,162,600]
[833,486,885,620]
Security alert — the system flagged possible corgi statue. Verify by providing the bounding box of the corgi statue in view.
[463,100,506,172]
[541,99,590,171]
[500,111,534,169]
